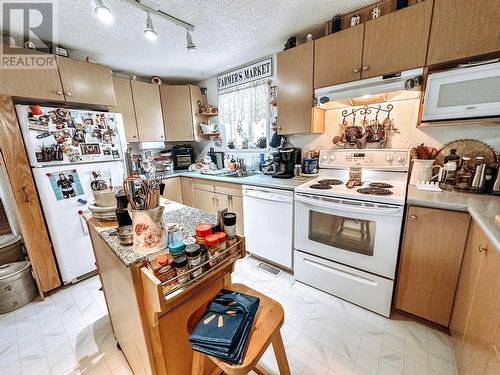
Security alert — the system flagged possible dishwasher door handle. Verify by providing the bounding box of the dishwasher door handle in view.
[243,190,293,203]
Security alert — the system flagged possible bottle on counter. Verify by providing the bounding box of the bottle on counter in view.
[215,232,227,255]
[456,157,472,190]
[166,223,182,247]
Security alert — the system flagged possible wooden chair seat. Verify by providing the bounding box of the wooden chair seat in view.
[191,283,290,375]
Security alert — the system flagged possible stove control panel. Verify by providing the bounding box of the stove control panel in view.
[319,149,410,171]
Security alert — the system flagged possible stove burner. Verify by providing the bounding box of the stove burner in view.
[310,184,333,190]
[357,187,393,196]
[318,179,343,186]
[368,182,393,189]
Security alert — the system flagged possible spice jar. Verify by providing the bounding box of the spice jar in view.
[173,257,190,285]
[185,244,202,278]
[223,213,237,246]
[206,234,221,267]
[168,241,187,263]
[214,232,227,257]
[147,252,176,284]
[195,224,212,246]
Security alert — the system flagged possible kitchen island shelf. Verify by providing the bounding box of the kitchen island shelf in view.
[141,236,246,314]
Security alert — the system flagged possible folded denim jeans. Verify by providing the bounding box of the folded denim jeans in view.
[190,289,260,364]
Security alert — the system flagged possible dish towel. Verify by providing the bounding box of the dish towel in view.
[189,289,260,364]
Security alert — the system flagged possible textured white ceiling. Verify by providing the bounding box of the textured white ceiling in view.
[52,0,374,82]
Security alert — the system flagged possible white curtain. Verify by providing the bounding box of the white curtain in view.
[219,82,270,148]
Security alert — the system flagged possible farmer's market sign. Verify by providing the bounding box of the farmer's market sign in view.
[217,57,273,91]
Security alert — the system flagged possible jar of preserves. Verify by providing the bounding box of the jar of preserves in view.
[185,244,202,278]
[173,257,190,285]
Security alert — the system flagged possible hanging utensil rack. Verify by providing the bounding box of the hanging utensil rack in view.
[341,104,394,124]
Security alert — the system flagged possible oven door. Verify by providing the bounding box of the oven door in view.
[294,193,404,279]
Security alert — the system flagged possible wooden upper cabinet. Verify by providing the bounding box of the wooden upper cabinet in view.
[277,42,323,135]
[362,0,433,78]
[314,25,364,88]
[395,205,470,326]
[57,56,116,106]
[161,84,206,142]
[451,221,500,375]
[428,0,500,65]
[110,77,139,142]
[131,81,164,142]
[161,85,195,141]
[1,45,64,101]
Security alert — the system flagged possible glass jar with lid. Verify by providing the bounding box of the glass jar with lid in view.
[456,157,472,190]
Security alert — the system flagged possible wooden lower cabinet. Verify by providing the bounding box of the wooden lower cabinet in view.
[162,177,183,203]
[215,193,244,235]
[450,221,500,375]
[180,177,195,207]
[395,206,470,326]
[193,189,217,215]
[186,178,244,235]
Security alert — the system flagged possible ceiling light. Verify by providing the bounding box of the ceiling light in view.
[94,0,113,24]
[144,12,158,41]
[186,29,196,51]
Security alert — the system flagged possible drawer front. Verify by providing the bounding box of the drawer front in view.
[214,181,242,197]
[192,179,215,192]
[294,250,394,317]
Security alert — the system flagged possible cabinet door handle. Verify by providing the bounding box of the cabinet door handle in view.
[362,66,369,71]
[160,135,164,138]
[410,215,417,219]
[479,244,488,253]
[353,68,360,73]
[22,186,29,202]
[65,91,72,96]
[56,90,63,95]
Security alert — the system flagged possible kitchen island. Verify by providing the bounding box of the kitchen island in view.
[86,200,245,375]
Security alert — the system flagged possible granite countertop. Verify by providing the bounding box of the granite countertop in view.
[160,171,313,191]
[407,185,500,253]
[98,201,217,266]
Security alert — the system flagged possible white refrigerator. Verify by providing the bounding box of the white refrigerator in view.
[16,104,127,284]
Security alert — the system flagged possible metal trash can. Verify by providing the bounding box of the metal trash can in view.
[0,234,24,265]
[0,261,37,314]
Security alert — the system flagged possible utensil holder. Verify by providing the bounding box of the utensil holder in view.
[410,159,435,185]
[129,205,167,254]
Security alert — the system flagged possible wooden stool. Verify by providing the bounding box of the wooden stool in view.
[191,283,291,375]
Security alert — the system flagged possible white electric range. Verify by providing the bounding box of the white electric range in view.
[294,149,410,317]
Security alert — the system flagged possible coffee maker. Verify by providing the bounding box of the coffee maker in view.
[272,147,301,179]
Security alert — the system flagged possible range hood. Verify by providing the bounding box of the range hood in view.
[315,68,424,104]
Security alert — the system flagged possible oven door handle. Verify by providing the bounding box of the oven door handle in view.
[295,193,402,215]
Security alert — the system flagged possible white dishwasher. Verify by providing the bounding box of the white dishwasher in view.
[242,185,294,269]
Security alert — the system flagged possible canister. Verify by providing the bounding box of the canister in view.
[0,261,37,314]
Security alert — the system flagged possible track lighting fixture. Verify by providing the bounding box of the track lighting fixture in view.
[186,29,196,51]
[94,0,113,24]
[94,0,196,47]
[143,12,158,41]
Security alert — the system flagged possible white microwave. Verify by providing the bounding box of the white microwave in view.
[422,61,500,122]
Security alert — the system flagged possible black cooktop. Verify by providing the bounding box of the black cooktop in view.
[318,179,344,186]
[368,182,393,189]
